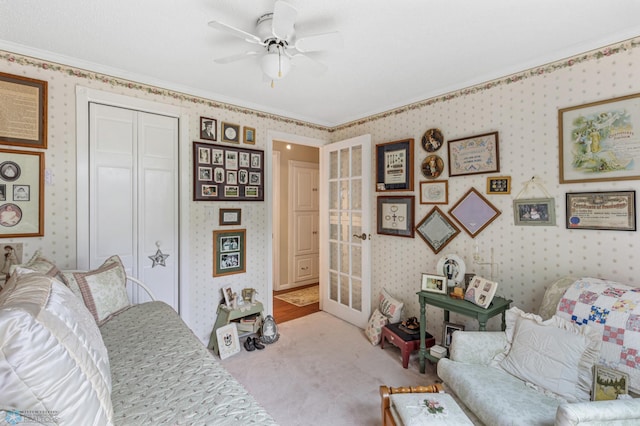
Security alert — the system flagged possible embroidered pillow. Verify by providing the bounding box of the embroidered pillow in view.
[365,308,388,345]
[379,288,403,323]
[73,255,130,325]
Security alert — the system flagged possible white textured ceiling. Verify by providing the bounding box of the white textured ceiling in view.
[1,0,640,127]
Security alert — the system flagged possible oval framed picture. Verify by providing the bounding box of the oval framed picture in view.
[260,314,280,344]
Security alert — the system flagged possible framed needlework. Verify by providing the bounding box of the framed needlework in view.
[416,206,460,254]
[449,188,501,238]
[216,323,241,360]
[193,142,264,201]
[0,72,47,149]
[375,139,414,191]
[448,132,500,177]
[0,149,44,238]
[213,229,246,277]
[377,196,415,238]
[420,180,448,204]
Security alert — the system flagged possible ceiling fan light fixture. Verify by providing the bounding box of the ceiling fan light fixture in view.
[261,44,291,82]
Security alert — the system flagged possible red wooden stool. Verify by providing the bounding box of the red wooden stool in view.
[381,322,435,369]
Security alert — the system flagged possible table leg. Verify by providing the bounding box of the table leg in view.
[419,299,426,374]
[479,320,487,331]
[501,310,507,331]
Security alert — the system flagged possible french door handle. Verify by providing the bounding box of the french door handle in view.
[352,233,369,241]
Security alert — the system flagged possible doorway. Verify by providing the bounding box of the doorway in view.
[272,140,320,322]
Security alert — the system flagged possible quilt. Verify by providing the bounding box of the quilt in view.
[556,277,640,393]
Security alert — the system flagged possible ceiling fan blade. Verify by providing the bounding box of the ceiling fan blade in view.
[294,31,342,53]
[214,51,260,64]
[208,20,262,44]
[290,54,328,76]
[272,1,298,40]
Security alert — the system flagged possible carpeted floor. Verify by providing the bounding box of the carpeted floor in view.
[222,311,443,426]
[274,285,319,307]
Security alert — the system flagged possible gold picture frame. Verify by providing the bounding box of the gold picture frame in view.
[212,228,246,277]
[221,122,241,143]
[243,126,256,144]
[0,149,44,238]
[486,176,511,194]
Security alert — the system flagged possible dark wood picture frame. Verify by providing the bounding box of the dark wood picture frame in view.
[566,191,636,231]
[449,187,501,238]
[0,148,44,238]
[447,131,500,177]
[193,142,264,201]
[416,206,460,254]
[200,116,217,141]
[219,208,242,225]
[0,72,48,149]
[221,122,241,143]
[375,139,414,191]
[376,196,415,238]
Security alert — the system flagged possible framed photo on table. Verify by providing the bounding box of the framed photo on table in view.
[559,93,640,184]
[213,229,246,276]
[449,188,501,238]
[0,72,47,149]
[377,196,414,238]
[375,139,414,191]
[566,191,636,231]
[421,273,447,295]
[448,132,500,177]
[0,149,44,238]
[416,207,460,254]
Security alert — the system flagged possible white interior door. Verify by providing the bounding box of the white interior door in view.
[88,103,179,309]
[320,134,372,328]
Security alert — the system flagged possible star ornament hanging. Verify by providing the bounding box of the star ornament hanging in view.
[149,249,169,267]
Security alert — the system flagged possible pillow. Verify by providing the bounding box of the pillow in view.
[0,272,114,425]
[499,314,601,402]
[365,308,388,345]
[537,276,576,320]
[72,255,130,325]
[11,250,68,285]
[379,288,403,323]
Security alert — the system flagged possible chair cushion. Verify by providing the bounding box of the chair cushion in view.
[379,288,403,323]
[0,272,113,425]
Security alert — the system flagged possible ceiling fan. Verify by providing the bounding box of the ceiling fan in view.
[208,1,342,87]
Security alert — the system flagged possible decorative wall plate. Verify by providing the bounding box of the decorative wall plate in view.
[421,155,444,179]
[422,128,444,152]
[436,254,466,286]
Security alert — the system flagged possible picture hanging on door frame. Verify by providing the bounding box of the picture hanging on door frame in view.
[193,142,264,201]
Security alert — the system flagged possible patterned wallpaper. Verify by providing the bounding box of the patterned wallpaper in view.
[332,39,640,341]
[1,36,639,343]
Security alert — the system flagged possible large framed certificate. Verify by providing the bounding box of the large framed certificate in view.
[566,191,636,231]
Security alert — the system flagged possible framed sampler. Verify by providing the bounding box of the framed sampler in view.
[448,132,499,177]
[193,142,264,201]
[375,139,414,191]
[376,196,415,238]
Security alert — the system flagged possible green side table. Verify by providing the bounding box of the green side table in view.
[417,291,512,373]
[208,301,264,355]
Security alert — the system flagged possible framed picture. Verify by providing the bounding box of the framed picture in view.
[421,273,447,295]
[486,176,511,194]
[464,276,498,309]
[222,286,235,307]
[443,322,465,348]
[377,196,415,238]
[221,122,241,143]
[213,229,246,276]
[416,207,460,254]
[513,198,556,226]
[375,139,414,191]
[219,208,241,225]
[0,242,23,282]
[193,142,264,201]
[420,180,448,204]
[566,191,636,231]
[420,155,445,179]
[559,93,640,184]
[216,323,241,360]
[591,365,629,401]
[0,149,44,238]
[449,188,501,238]
[0,72,47,149]
[200,116,217,141]
[243,126,256,144]
[447,131,500,176]
[421,128,444,152]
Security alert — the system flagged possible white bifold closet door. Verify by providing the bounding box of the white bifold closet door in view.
[88,103,179,310]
